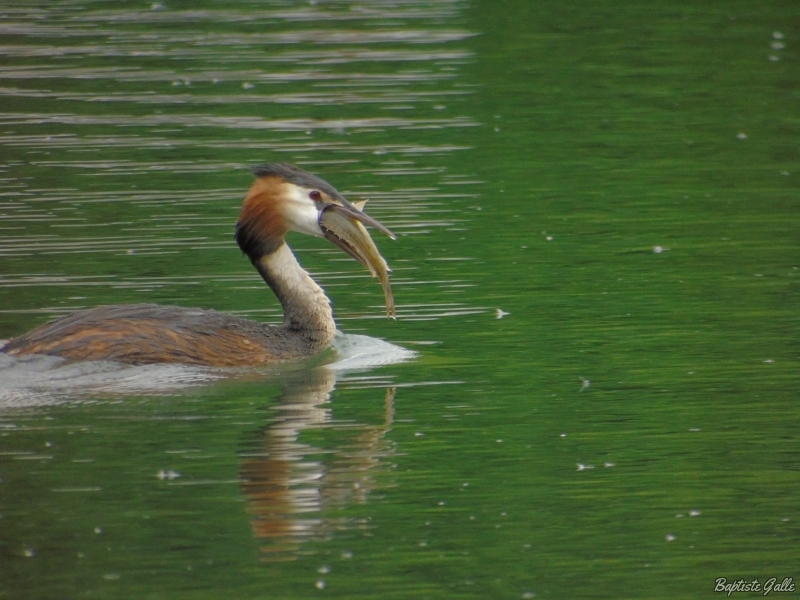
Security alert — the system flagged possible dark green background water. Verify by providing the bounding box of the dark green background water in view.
[1,1,798,598]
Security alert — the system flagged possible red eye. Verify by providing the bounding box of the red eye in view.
[309,191,322,201]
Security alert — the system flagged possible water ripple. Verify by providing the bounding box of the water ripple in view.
[0,113,478,132]
[0,0,482,331]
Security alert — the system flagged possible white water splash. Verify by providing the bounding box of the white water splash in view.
[325,333,416,371]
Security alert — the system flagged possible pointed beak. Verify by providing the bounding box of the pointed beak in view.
[322,200,396,241]
[318,202,396,319]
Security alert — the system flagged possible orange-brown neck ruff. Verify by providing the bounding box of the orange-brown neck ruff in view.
[235,176,288,261]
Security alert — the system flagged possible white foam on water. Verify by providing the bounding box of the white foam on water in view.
[324,332,417,371]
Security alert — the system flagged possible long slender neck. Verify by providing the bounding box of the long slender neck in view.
[253,242,336,344]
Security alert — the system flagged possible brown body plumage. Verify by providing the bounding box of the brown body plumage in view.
[1,304,324,367]
[1,164,395,366]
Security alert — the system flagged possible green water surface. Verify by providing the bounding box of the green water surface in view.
[0,1,798,599]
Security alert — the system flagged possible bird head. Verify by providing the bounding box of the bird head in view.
[235,163,397,316]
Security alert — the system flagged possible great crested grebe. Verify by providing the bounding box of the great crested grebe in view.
[1,163,396,367]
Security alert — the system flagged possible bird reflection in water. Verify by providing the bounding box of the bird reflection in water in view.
[238,367,396,561]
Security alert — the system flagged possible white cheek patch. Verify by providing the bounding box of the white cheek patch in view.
[283,186,323,237]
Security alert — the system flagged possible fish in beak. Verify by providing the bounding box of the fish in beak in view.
[318,200,396,319]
